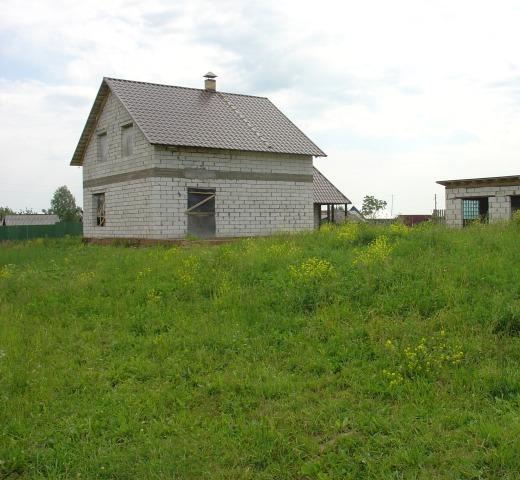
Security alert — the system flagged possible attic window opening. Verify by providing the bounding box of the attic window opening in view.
[97,131,108,162]
[94,193,106,227]
[121,124,134,157]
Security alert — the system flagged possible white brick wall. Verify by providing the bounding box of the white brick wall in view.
[445,185,520,227]
[83,92,153,182]
[82,92,155,238]
[149,175,313,238]
[81,93,314,239]
[84,179,156,238]
[153,145,313,175]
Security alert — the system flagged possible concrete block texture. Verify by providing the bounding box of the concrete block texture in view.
[444,185,520,227]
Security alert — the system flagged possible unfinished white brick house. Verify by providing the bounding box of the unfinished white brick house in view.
[437,175,520,227]
[70,74,332,240]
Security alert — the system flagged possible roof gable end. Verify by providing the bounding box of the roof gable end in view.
[70,78,150,166]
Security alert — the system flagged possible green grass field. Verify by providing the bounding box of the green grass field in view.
[1,222,520,479]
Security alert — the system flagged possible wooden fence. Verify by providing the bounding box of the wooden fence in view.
[432,209,446,223]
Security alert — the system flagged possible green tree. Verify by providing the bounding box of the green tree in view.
[0,206,14,219]
[49,186,82,222]
[361,195,388,220]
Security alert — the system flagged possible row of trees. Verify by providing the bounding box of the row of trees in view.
[1,186,82,223]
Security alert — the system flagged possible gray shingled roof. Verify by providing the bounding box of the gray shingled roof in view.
[313,167,350,204]
[71,77,326,165]
[3,214,59,226]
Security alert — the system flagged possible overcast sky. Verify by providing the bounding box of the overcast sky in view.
[1,0,520,215]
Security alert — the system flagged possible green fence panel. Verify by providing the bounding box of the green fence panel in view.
[0,222,83,241]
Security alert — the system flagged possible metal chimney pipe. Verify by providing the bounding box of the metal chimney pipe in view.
[204,71,217,91]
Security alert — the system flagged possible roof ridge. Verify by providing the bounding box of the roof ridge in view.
[103,77,269,100]
[218,92,273,150]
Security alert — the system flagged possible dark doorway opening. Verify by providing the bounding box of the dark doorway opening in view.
[462,197,489,226]
[187,188,216,238]
[511,196,520,215]
[318,203,348,225]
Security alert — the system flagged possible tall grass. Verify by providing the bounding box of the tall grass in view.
[1,222,520,479]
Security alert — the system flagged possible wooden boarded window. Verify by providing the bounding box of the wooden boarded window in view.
[186,188,215,238]
[94,193,106,227]
[97,132,108,162]
[121,124,134,157]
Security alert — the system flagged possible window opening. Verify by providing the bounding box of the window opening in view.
[463,197,488,226]
[186,188,215,238]
[94,193,106,227]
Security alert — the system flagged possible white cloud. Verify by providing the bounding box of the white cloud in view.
[1,0,520,213]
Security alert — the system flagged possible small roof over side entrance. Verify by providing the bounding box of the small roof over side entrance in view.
[313,167,350,205]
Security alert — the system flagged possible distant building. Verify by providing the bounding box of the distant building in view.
[2,214,59,226]
[347,205,365,222]
[437,175,520,227]
[397,214,431,227]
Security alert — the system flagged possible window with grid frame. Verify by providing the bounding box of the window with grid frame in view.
[93,193,106,227]
[121,124,134,157]
[462,197,488,226]
[463,199,480,220]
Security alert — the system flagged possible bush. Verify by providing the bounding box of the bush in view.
[288,257,337,312]
[383,331,464,386]
[337,222,360,242]
[353,235,393,266]
[389,222,410,237]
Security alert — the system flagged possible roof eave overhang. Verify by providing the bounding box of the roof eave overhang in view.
[70,79,111,166]
[437,175,520,188]
[313,198,351,205]
[150,141,326,157]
